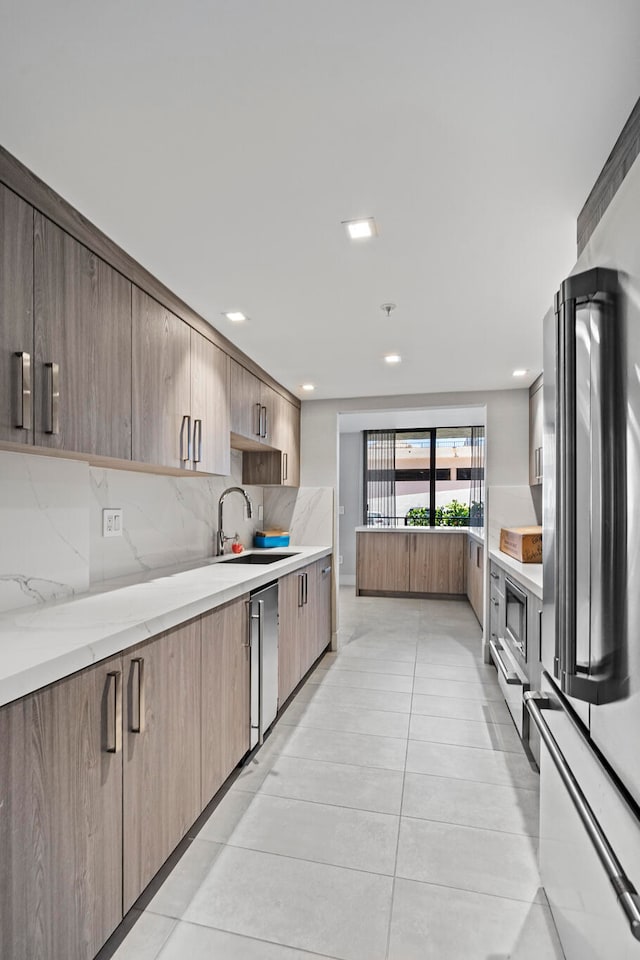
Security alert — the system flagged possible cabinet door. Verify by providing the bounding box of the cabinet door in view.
[314,558,332,662]
[410,533,466,594]
[0,183,33,443]
[281,397,300,487]
[34,214,132,458]
[0,655,123,960]
[529,380,543,485]
[230,358,262,442]
[132,287,191,469]
[122,618,201,912]
[201,597,251,805]
[279,569,304,704]
[356,532,410,594]
[191,330,230,475]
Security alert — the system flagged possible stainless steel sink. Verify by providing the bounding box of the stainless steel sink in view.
[219,552,299,565]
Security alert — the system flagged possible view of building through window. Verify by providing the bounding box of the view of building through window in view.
[364,426,484,526]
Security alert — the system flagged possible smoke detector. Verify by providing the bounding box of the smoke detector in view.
[380,303,397,318]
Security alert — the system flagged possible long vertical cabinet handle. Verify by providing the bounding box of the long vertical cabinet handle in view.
[304,572,309,605]
[14,352,32,430]
[131,658,145,733]
[45,362,59,434]
[255,403,262,437]
[256,599,264,744]
[261,406,268,439]
[283,452,288,482]
[193,419,203,464]
[106,670,122,753]
[298,573,304,607]
[180,415,191,463]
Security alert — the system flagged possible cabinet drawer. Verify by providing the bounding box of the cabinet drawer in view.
[490,638,529,738]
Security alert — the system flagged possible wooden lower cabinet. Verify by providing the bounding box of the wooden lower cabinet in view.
[0,655,123,960]
[356,532,410,593]
[466,535,484,626]
[410,532,465,594]
[201,597,251,804]
[356,531,467,597]
[279,559,332,705]
[122,618,201,912]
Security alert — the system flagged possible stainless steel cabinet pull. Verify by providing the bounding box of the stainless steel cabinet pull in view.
[525,690,640,941]
[131,658,145,733]
[283,451,288,481]
[491,597,499,607]
[489,638,520,685]
[193,419,203,464]
[180,414,191,463]
[298,573,305,607]
[14,351,32,430]
[262,406,268,438]
[255,403,262,437]
[321,565,332,576]
[244,601,252,649]
[490,571,499,580]
[106,670,122,753]
[304,572,309,605]
[45,362,59,434]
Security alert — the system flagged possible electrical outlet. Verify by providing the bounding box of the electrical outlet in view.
[338,505,345,515]
[338,555,343,564]
[103,508,123,538]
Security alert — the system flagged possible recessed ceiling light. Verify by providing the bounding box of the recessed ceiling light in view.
[342,217,378,240]
[512,369,528,377]
[301,384,315,392]
[224,311,247,323]
[384,354,402,364]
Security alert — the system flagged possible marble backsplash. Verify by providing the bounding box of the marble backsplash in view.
[0,449,334,614]
[0,452,90,612]
[89,450,264,584]
[263,487,333,547]
[486,485,539,551]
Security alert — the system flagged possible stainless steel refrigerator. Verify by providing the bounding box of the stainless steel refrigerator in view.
[526,161,640,958]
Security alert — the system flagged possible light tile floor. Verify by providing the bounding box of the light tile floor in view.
[106,590,565,960]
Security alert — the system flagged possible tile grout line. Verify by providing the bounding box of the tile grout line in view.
[384,633,418,960]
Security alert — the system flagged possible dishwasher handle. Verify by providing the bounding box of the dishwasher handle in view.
[525,691,640,941]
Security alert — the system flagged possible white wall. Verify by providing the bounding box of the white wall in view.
[338,433,362,581]
[302,388,530,491]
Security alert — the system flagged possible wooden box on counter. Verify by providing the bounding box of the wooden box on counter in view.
[499,526,542,563]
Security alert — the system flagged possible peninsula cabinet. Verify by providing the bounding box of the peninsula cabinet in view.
[0,654,123,960]
[131,288,191,470]
[356,531,467,597]
[122,617,201,912]
[466,535,484,626]
[201,596,251,803]
[0,183,33,443]
[33,214,133,458]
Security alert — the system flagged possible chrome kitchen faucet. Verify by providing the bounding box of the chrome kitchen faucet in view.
[217,486,254,555]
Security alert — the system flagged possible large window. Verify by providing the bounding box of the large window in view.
[364,426,484,527]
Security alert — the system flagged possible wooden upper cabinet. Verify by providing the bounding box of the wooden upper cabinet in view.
[282,397,301,486]
[0,654,123,960]
[122,617,201,913]
[242,393,301,486]
[201,597,250,804]
[410,532,466,595]
[230,358,262,443]
[191,329,230,475]
[132,287,191,469]
[33,214,132,458]
[0,183,33,444]
[529,375,543,486]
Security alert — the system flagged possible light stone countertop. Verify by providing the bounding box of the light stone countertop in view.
[489,548,543,598]
[355,525,473,535]
[0,546,332,709]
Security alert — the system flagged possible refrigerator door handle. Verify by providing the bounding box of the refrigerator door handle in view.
[525,691,640,941]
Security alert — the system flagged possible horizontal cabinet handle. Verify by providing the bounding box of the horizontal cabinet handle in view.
[489,639,521,685]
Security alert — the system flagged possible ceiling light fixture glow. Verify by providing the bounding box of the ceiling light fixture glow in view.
[342,217,378,240]
[224,311,247,322]
[384,354,402,364]
[512,368,528,377]
[301,383,315,392]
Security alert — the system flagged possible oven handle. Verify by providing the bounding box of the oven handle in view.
[525,690,640,941]
[505,576,527,606]
[489,638,521,685]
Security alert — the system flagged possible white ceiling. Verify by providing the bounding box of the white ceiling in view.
[339,406,485,433]
[2,1,640,400]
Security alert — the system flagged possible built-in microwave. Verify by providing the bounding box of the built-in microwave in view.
[505,576,528,662]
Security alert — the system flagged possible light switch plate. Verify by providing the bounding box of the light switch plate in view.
[103,508,123,538]
[339,505,345,515]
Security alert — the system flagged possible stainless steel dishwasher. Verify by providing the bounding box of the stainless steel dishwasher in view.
[248,581,279,749]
